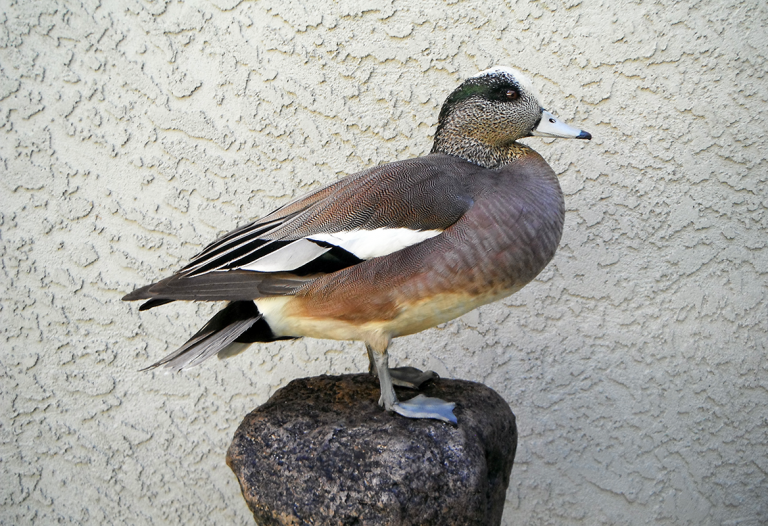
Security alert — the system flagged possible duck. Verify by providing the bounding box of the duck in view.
[123,66,591,424]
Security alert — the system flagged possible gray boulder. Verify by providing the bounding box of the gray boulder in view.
[227,374,517,525]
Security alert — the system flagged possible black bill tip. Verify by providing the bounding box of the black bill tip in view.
[576,130,592,140]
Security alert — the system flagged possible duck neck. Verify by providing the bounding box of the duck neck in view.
[431,123,530,169]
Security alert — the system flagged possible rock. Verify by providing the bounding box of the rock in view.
[227,374,517,526]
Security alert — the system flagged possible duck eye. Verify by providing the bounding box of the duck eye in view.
[505,89,519,101]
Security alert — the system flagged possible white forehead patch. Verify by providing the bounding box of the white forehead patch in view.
[471,66,540,101]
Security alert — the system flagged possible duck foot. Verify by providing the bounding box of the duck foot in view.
[389,367,439,389]
[392,394,457,424]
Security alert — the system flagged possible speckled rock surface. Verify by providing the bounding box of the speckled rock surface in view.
[227,375,517,526]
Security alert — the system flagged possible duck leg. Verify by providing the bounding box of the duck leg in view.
[366,346,439,389]
[366,344,457,424]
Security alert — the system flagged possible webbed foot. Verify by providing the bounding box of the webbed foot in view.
[367,344,457,424]
[389,366,439,389]
[392,394,457,424]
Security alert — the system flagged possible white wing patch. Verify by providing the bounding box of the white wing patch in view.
[308,227,442,260]
[239,239,331,272]
[238,228,442,273]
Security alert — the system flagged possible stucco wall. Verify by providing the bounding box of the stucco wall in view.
[2,1,766,524]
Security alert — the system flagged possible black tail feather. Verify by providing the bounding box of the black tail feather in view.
[139,298,175,311]
[143,301,269,372]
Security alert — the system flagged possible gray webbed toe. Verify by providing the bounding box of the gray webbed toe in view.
[392,394,457,424]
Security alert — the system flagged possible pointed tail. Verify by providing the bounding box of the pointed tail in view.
[143,301,268,372]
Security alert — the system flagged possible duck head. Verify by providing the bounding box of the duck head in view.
[432,66,591,168]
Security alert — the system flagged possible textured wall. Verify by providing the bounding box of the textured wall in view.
[2,0,766,524]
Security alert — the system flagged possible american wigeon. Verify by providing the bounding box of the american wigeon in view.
[124,66,591,423]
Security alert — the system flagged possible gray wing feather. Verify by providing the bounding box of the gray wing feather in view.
[122,270,309,303]
[180,155,476,277]
[123,154,478,304]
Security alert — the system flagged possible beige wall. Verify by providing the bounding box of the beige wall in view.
[2,1,766,524]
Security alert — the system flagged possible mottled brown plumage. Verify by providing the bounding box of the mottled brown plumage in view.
[123,66,591,422]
